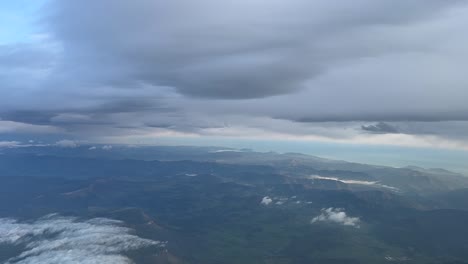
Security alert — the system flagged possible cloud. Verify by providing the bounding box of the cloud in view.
[0,214,165,264]
[260,196,273,205]
[55,139,78,148]
[50,113,92,124]
[102,145,113,150]
[308,175,399,191]
[41,0,463,99]
[0,120,60,134]
[2,0,468,150]
[361,122,399,134]
[311,208,360,228]
[0,141,21,148]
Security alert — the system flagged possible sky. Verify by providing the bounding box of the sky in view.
[1,0,468,172]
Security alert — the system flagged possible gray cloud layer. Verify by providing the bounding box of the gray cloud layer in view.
[2,0,468,147]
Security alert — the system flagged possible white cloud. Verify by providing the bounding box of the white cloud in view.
[311,208,360,228]
[88,146,97,150]
[308,175,399,191]
[55,139,78,148]
[0,214,165,264]
[102,145,113,150]
[260,196,272,205]
[0,141,21,148]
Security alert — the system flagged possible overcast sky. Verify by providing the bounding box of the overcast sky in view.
[2,0,468,169]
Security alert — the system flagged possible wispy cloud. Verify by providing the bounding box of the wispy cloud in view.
[311,208,360,228]
[55,139,78,148]
[0,214,166,264]
[308,175,399,191]
[0,141,21,148]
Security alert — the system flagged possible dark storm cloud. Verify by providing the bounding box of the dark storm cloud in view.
[2,0,468,147]
[290,113,468,123]
[376,121,468,141]
[362,122,399,134]
[42,0,464,99]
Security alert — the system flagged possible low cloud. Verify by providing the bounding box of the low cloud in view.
[308,175,399,191]
[260,196,273,205]
[0,141,21,148]
[311,208,360,228]
[55,139,78,148]
[0,214,165,264]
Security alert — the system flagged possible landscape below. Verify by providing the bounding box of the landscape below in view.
[1,145,468,264]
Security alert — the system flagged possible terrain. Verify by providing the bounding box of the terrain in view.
[1,145,468,264]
